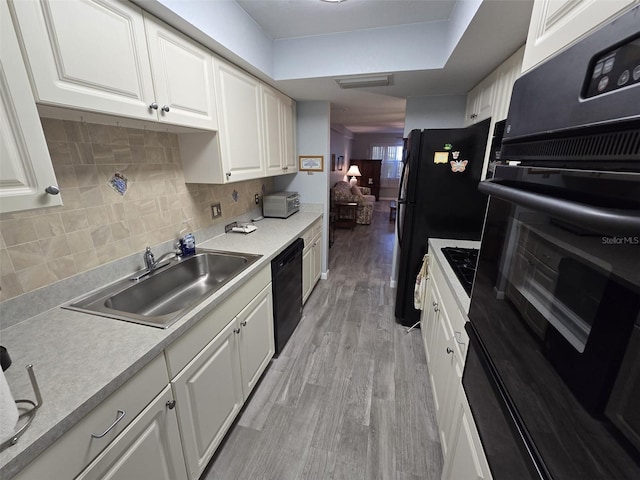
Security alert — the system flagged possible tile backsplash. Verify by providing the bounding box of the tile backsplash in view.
[0,118,273,302]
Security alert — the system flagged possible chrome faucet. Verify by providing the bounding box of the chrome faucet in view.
[143,245,180,271]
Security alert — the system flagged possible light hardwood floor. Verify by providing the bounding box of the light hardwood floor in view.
[202,201,442,480]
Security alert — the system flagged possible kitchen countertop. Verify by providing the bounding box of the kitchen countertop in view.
[428,238,481,314]
[0,212,322,479]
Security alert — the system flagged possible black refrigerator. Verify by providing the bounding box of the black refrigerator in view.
[395,119,491,326]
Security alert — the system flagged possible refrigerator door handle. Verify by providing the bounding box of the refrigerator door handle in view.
[396,199,406,245]
[396,158,409,245]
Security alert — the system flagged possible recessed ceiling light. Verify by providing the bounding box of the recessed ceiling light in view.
[336,74,392,89]
[320,0,346,3]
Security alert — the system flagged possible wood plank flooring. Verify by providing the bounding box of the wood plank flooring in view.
[202,201,442,480]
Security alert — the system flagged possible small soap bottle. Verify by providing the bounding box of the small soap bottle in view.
[179,224,196,257]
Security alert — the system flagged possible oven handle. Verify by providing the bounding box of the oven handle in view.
[479,179,640,234]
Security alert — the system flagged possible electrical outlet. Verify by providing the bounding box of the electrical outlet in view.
[211,202,222,218]
[254,194,260,204]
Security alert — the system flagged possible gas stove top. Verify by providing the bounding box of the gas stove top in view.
[441,247,479,296]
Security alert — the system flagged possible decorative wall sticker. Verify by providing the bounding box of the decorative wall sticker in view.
[452,151,460,159]
[108,172,129,196]
[450,160,468,173]
[232,189,239,202]
[444,143,453,151]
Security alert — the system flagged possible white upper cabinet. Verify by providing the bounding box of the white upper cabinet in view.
[263,85,297,176]
[143,13,217,130]
[10,0,217,131]
[464,74,495,127]
[521,0,637,73]
[214,58,264,182]
[1,0,62,213]
[492,47,524,122]
[10,0,156,121]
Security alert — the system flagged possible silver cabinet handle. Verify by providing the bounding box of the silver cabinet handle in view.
[240,320,247,327]
[149,102,158,110]
[91,410,126,438]
[434,306,439,313]
[234,327,241,334]
[45,185,60,195]
[446,347,454,355]
[432,301,437,307]
[161,105,170,113]
[226,172,231,179]
[166,400,176,410]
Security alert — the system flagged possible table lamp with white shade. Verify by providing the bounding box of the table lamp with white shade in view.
[346,165,362,186]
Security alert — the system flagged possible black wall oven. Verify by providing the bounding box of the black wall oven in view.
[464,6,640,480]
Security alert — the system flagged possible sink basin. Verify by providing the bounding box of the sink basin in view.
[64,249,262,328]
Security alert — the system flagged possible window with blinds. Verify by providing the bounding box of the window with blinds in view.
[371,145,403,188]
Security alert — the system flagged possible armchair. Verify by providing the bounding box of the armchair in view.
[331,181,375,225]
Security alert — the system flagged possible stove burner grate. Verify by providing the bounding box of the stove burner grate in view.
[440,247,479,296]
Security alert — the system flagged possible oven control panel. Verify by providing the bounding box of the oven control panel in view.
[585,35,640,98]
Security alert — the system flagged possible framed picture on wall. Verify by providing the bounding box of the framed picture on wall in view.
[299,155,324,172]
[337,156,344,171]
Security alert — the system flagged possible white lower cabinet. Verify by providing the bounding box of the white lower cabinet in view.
[301,219,323,304]
[171,319,244,480]
[421,250,492,480]
[76,385,187,480]
[442,383,492,480]
[169,272,275,480]
[237,285,275,397]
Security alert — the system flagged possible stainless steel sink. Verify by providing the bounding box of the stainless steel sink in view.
[64,249,262,328]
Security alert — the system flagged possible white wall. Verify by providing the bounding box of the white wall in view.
[351,133,403,158]
[403,95,467,136]
[275,101,331,274]
[330,126,353,187]
[142,0,274,76]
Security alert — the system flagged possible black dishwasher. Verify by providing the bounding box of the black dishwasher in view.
[271,238,303,355]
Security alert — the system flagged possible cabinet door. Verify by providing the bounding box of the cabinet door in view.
[10,0,156,121]
[76,386,188,480]
[262,85,285,176]
[171,319,244,480]
[420,274,434,362]
[281,96,297,172]
[214,59,264,182]
[0,0,61,213]
[442,383,493,480]
[429,303,458,455]
[521,0,636,73]
[144,14,217,131]
[312,234,323,285]
[238,285,275,398]
[492,47,524,121]
[302,246,312,304]
[424,280,442,365]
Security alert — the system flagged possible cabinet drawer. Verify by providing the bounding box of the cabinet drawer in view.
[312,218,323,237]
[302,218,322,250]
[165,265,270,378]
[76,385,187,480]
[14,354,168,480]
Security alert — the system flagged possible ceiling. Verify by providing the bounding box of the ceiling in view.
[233,0,534,134]
[236,0,457,39]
